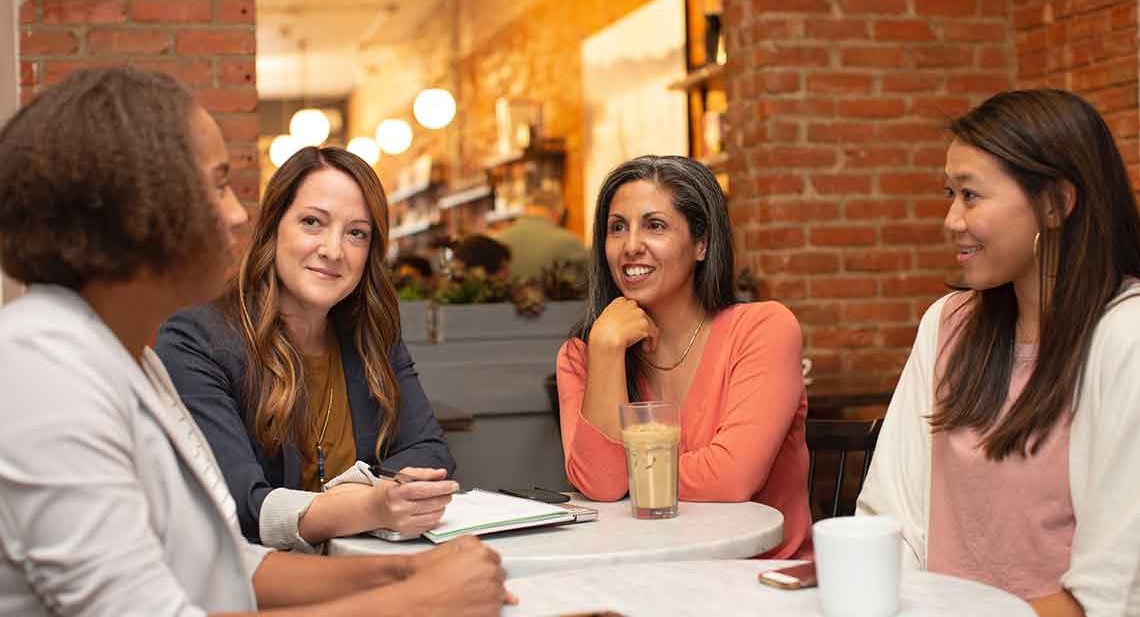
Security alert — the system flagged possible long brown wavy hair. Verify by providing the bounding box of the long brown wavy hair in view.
[933,90,1140,460]
[224,146,401,459]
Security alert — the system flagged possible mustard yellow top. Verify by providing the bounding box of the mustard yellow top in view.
[300,343,355,492]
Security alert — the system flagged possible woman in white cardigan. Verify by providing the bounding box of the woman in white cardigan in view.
[857,89,1140,617]
[0,66,511,616]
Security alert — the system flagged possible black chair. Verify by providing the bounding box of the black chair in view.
[806,417,883,519]
[544,373,559,415]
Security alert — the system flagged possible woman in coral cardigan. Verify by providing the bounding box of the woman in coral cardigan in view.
[556,155,811,558]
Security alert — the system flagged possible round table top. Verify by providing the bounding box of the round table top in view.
[502,560,1035,616]
[327,497,784,578]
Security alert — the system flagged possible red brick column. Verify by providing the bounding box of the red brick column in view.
[1013,0,1140,190]
[722,0,1015,383]
[18,0,260,210]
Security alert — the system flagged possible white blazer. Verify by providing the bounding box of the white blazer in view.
[0,285,270,616]
[857,282,1140,616]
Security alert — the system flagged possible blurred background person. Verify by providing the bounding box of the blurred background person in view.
[452,234,512,278]
[495,189,588,280]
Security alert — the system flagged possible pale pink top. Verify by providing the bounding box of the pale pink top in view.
[928,294,1075,601]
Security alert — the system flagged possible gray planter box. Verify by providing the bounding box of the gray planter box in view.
[398,300,584,490]
[401,300,583,416]
[398,300,432,344]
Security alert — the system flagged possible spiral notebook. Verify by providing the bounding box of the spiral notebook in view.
[418,489,578,543]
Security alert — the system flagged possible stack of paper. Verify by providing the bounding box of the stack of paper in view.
[423,489,576,543]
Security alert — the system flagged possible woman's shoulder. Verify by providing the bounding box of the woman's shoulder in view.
[1092,280,1140,348]
[721,301,800,333]
[156,301,246,366]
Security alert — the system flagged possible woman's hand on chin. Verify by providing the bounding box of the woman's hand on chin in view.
[588,297,659,353]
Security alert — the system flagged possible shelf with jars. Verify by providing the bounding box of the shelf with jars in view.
[670,0,729,194]
[481,137,566,228]
[387,154,445,247]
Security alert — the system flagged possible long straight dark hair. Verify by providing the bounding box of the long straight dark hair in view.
[573,155,739,402]
[933,89,1140,459]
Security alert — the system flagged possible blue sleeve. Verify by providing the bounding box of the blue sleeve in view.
[153,307,274,543]
[380,339,457,475]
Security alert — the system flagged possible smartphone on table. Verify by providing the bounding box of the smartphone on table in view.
[499,486,571,504]
[757,562,817,590]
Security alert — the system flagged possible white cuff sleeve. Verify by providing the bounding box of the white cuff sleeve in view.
[258,488,320,553]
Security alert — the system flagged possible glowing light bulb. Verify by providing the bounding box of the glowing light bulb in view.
[375,119,413,155]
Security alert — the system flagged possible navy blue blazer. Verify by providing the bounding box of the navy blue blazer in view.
[154,303,455,543]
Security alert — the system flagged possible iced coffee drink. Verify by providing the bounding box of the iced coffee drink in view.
[620,419,681,519]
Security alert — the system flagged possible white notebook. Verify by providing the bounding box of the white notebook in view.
[421,489,576,543]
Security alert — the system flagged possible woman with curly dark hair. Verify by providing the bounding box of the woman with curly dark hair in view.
[0,66,509,616]
[156,146,456,551]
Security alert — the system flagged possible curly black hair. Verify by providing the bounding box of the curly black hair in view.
[0,65,216,288]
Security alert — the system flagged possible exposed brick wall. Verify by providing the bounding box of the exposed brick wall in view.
[1013,0,1139,189]
[17,0,260,210]
[722,0,1015,384]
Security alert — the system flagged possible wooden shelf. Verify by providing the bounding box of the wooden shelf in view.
[668,62,726,91]
[388,180,435,204]
[390,220,433,239]
[484,209,521,224]
[438,185,493,210]
[698,151,730,171]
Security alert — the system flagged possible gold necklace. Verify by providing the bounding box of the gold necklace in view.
[641,316,706,371]
[314,362,335,488]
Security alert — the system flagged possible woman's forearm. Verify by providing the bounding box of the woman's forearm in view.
[251,551,409,609]
[297,485,381,544]
[1028,590,1084,617]
[580,343,629,440]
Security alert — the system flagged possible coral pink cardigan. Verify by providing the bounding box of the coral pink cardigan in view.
[556,302,812,558]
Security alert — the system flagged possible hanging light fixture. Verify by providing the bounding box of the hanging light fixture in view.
[413,88,456,129]
[269,134,302,167]
[375,119,413,155]
[346,136,381,165]
[289,108,330,146]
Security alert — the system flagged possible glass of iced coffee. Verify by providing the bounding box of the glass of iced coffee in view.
[618,401,681,519]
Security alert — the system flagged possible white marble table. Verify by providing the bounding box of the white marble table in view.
[503,560,1035,616]
[327,497,783,578]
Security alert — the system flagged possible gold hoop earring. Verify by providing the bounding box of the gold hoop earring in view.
[1033,231,1040,257]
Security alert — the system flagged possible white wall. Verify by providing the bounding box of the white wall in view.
[0,0,22,304]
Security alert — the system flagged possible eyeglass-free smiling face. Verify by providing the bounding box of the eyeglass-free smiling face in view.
[274,167,374,320]
[943,140,1041,293]
[604,180,706,311]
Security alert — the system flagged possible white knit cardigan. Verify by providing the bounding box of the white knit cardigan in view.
[857,282,1140,617]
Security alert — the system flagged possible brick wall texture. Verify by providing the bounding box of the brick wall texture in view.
[17,0,260,211]
[723,0,1140,384]
[1014,0,1139,189]
[723,0,1016,383]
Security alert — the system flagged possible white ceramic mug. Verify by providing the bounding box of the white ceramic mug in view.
[813,515,902,617]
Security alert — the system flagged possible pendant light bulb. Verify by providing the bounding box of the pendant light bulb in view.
[413,88,457,130]
[375,119,413,155]
[346,136,381,165]
[289,108,331,146]
[269,134,302,168]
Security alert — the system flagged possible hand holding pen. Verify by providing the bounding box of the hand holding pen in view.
[369,465,458,537]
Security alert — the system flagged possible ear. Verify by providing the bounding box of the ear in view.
[696,238,707,262]
[1047,180,1077,228]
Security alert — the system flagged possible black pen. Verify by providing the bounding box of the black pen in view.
[370,465,419,485]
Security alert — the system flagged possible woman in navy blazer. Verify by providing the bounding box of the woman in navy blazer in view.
[157,146,456,551]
